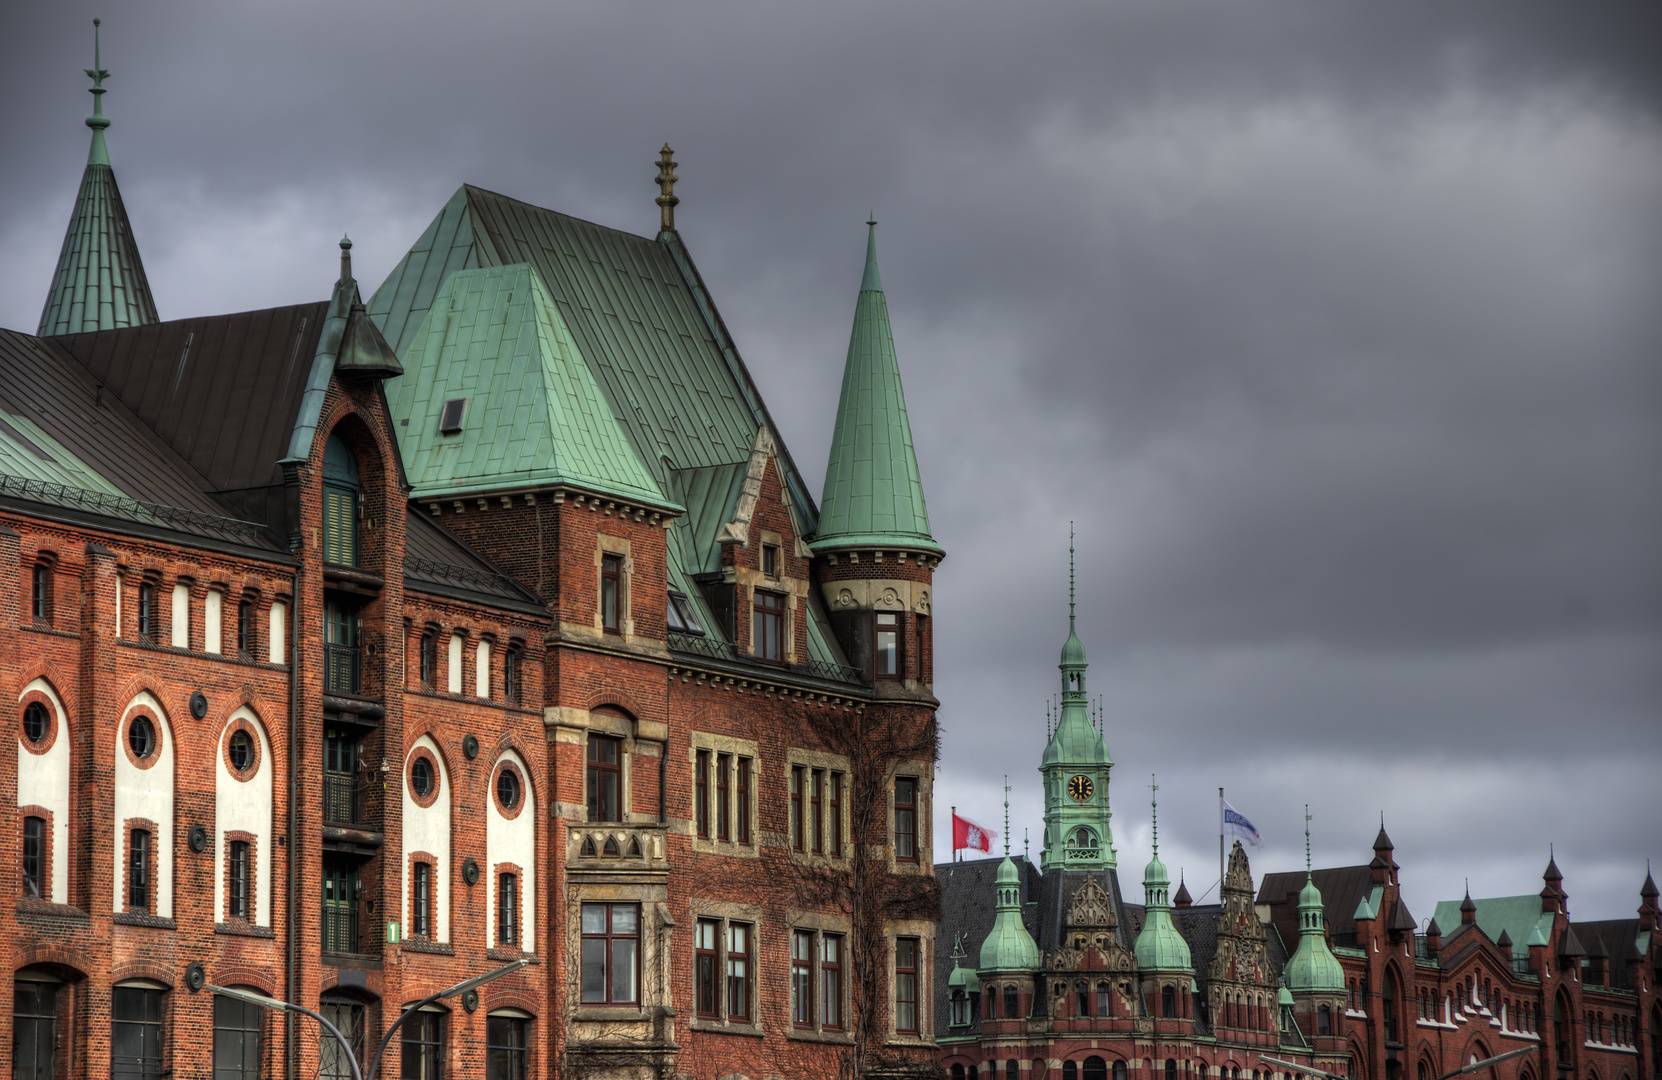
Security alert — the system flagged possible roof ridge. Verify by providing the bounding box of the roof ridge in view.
[462,183,656,244]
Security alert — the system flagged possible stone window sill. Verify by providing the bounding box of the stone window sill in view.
[786,1027,854,1045]
[690,1018,764,1038]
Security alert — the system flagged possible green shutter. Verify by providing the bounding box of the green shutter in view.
[322,486,356,566]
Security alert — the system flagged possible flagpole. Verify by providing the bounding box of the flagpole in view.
[1219,787,1225,898]
[952,806,958,862]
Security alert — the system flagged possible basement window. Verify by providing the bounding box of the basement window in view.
[438,398,468,435]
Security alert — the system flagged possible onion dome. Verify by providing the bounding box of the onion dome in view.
[1133,789,1192,972]
[979,857,1040,973]
[1283,873,1346,993]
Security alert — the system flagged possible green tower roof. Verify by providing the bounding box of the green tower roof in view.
[38,21,158,337]
[1133,789,1193,972]
[811,223,940,556]
[1284,873,1347,992]
[979,857,1041,973]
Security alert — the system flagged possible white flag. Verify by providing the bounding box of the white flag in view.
[1223,800,1263,847]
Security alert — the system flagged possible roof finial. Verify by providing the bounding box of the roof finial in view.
[85,18,112,165]
[1024,828,1029,863]
[1003,776,1011,857]
[338,234,353,285]
[1150,774,1159,858]
[655,144,679,231]
[1069,522,1077,631]
[1304,804,1313,878]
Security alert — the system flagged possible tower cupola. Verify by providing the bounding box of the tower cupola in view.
[1133,778,1193,972]
[1040,529,1114,870]
[978,856,1041,973]
[1283,809,1346,993]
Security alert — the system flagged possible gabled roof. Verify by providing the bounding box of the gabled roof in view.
[1259,864,1373,941]
[812,223,939,555]
[1430,894,1554,960]
[385,263,665,507]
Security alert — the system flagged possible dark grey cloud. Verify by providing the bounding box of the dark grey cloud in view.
[1,0,1657,922]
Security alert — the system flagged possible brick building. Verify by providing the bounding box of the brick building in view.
[934,583,1660,1080]
[6,40,944,1080]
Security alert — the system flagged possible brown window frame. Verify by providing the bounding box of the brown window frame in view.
[736,757,751,844]
[695,918,720,1018]
[695,750,710,838]
[762,543,780,578]
[129,828,151,911]
[136,581,155,641]
[875,611,900,678]
[810,768,823,854]
[586,735,622,823]
[502,645,521,705]
[411,861,431,938]
[31,562,52,624]
[895,936,920,1034]
[600,554,623,634]
[789,765,804,851]
[822,933,844,1029]
[581,902,640,1005]
[752,589,784,663]
[498,872,518,946]
[236,599,255,659]
[726,921,752,1022]
[894,776,918,862]
[716,754,731,842]
[228,839,251,919]
[792,930,814,1027]
[22,815,46,898]
[829,772,843,857]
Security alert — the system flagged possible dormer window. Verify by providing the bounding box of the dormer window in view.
[438,398,467,435]
[666,591,704,636]
[322,434,360,567]
[762,543,780,578]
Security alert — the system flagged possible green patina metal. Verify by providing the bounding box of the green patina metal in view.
[978,856,1041,974]
[385,263,666,507]
[1430,894,1556,960]
[38,20,158,337]
[1041,532,1114,870]
[1284,813,1346,993]
[811,223,940,556]
[1134,783,1193,972]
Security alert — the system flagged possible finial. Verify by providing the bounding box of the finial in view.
[338,235,353,285]
[1304,805,1312,876]
[1150,774,1159,857]
[1024,829,1030,862]
[655,144,679,231]
[85,18,112,164]
[1003,776,1011,857]
[1069,522,1077,630]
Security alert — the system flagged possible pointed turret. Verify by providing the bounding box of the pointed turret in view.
[1283,809,1345,994]
[1640,864,1659,932]
[812,222,941,557]
[978,856,1041,974]
[1134,779,1192,973]
[38,20,159,336]
[1040,528,1114,870]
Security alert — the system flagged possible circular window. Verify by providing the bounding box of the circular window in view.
[411,757,434,798]
[496,768,521,810]
[128,715,156,760]
[22,702,49,746]
[228,730,254,772]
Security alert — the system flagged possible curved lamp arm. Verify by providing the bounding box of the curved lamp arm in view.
[365,958,530,1080]
[202,984,363,1080]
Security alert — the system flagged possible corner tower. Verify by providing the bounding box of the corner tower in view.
[38,20,159,336]
[814,222,944,688]
[1040,531,1114,870]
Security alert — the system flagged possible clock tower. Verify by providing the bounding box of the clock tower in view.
[1040,532,1115,871]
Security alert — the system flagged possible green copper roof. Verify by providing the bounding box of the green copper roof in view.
[385,263,665,506]
[948,956,981,994]
[1135,836,1193,971]
[811,224,940,556]
[1284,875,1346,993]
[1352,884,1382,922]
[1430,894,1555,960]
[38,24,157,337]
[979,857,1041,973]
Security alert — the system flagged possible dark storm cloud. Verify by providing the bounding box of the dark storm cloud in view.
[0,0,1656,920]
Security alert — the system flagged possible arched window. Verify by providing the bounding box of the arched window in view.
[1064,1063,1079,1080]
[1383,967,1399,1042]
[1007,1061,1020,1080]
[1165,1060,1178,1080]
[1097,982,1112,1018]
[987,986,998,1019]
[1162,985,1176,1018]
[1005,985,1020,1020]
[322,433,361,567]
[1084,1059,1107,1080]
[953,1067,966,1080]
[1114,1061,1127,1080]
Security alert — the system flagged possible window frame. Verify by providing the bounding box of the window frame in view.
[22,815,46,897]
[822,932,844,1030]
[112,983,165,1080]
[580,902,640,1006]
[586,735,622,823]
[502,645,521,705]
[875,610,900,678]
[894,936,921,1035]
[762,543,780,578]
[894,776,919,862]
[213,992,263,1080]
[485,1013,529,1080]
[129,828,152,911]
[695,918,720,1019]
[419,629,438,690]
[695,749,710,838]
[810,768,823,854]
[600,553,623,633]
[752,588,784,662]
[791,929,815,1027]
[498,872,518,946]
[726,921,752,1022]
[31,561,52,624]
[399,1008,444,1080]
[228,839,251,920]
[790,765,804,851]
[716,753,731,842]
[137,580,155,641]
[411,861,432,938]
[736,757,751,845]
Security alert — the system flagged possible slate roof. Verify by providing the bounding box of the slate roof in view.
[404,508,545,611]
[1567,920,1643,989]
[1259,865,1374,946]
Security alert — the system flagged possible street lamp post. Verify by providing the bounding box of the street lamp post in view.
[1261,1056,1348,1080]
[188,958,530,1080]
[1261,1047,1538,1080]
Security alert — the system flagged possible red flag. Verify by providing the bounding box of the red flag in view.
[952,812,996,854]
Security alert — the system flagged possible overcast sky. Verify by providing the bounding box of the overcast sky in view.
[2,1,1657,923]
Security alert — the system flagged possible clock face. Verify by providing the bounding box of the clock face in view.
[1068,774,1093,802]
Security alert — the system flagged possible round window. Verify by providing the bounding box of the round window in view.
[411,757,434,798]
[22,702,49,745]
[228,730,254,772]
[128,715,156,759]
[496,768,521,810]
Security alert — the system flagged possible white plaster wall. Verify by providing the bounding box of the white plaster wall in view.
[113,692,174,916]
[269,602,286,663]
[214,708,273,925]
[447,633,464,694]
[114,577,122,638]
[486,749,535,952]
[475,640,490,698]
[170,584,190,648]
[204,590,223,654]
[17,679,70,903]
[402,736,451,943]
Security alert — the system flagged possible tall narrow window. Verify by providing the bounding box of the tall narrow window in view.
[1077,981,1090,1017]
[752,590,783,661]
[22,816,45,897]
[419,630,437,690]
[412,862,431,937]
[14,979,59,1080]
[321,855,359,954]
[1318,1004,1332,1036]
[137,581,155,641]
[587,735,621,822]
[400,1010,444,1080]
[716,754,731,841]
[485,1014,528,1080]
[236,600,254,658]
[502,646,521,705]
[696,919,719,1018]
[129,829,151,911]
[323,726,361,825]
[695,750,710,837]
[895,777,918,862]
[829,772,843,856]
[810,768,824,853]
[319,999,365,1080]
[727,922,752,1022]
[875,612,900,677]
[762,544,780,578]
[228,840,250,919]
[1162,985,1176,1018]
[499,873,518,945]
[31,563,52,624]
[112,985,165,1080]
[601,553,622,633]
[790,766,804,851]
[1383,967,1399,1042]
[736,757,751,844]
[213,993,262,1080]
[823,934,843,1029]
[895,937,920,1034]
[322,433,360,567]
[581,903,639,1004]
[324,600,362,695]
[792,930,814,1026]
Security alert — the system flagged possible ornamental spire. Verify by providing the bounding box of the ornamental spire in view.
[1069,521,1077,631]
[86,18,111,165]
[1151,774,1160,859]
[655,145,679,231]
[1003,776,1011,858]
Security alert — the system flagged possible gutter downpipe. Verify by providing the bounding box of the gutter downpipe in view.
[286,564,300,1080]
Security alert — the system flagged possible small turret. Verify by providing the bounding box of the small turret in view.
[1133,779,1192,973]
[1283,809,1345,994]
[1640,863,1658,932]
[978,857,1041,974]
[1460,886,1477,925]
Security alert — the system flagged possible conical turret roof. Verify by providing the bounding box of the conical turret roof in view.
[1284,873,1346,993]
[979,857,1040,973]
[38,21,158,337]
[812,223,940,556]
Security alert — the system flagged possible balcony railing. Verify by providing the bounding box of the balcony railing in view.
[667,631,864,684]
[324,643,361,695]
[322,772,359,826]
[322,902,358,954]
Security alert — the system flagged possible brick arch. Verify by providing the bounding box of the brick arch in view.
[587,696,644,725]
[114,681,174,724]
[212,965,276,995]
[318,402,397,482]
[487,736,542,795]
[14,945,91,976]
[484,983,539,1017]
[110,959,175,987]
[404,726,455,777]
[16,668,76,721]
